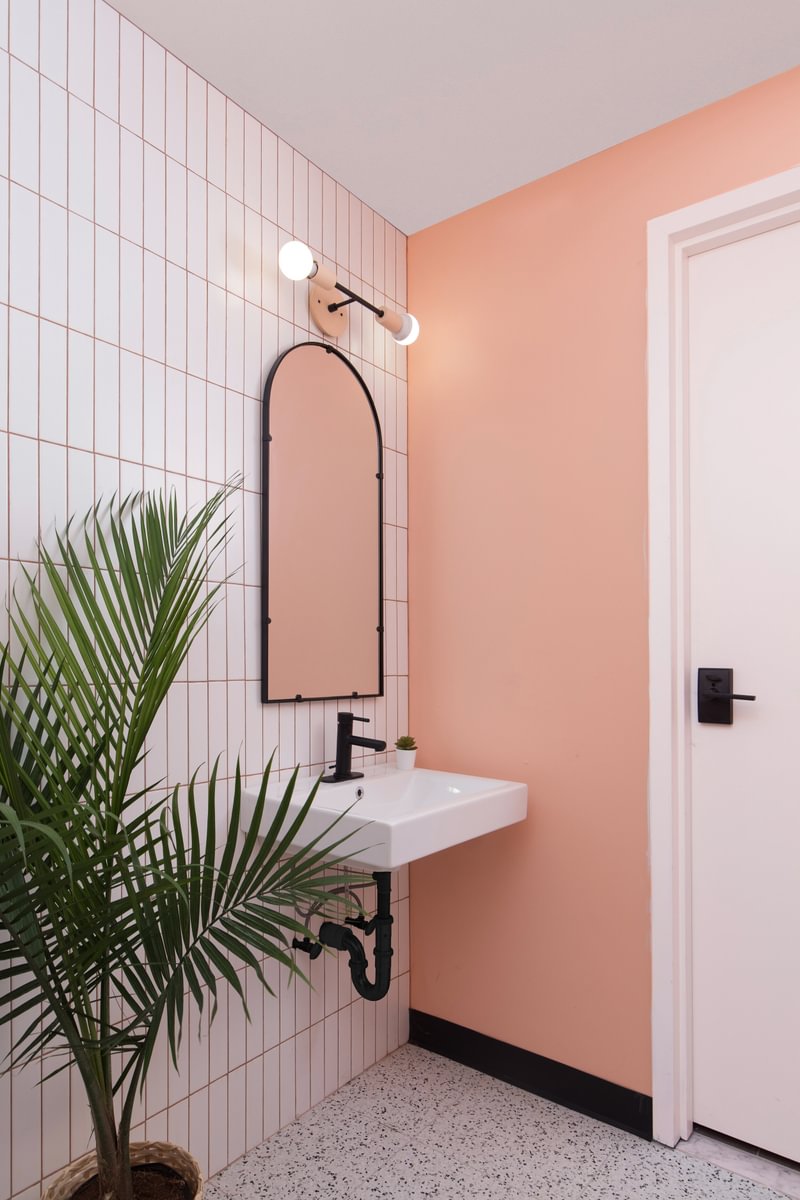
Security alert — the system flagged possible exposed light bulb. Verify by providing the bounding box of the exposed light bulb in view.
[393,313,420,345]
[278,240,315,281]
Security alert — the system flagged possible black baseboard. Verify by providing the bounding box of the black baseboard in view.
[409,1009,652,1140]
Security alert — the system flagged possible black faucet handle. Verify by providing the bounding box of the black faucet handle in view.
[338,711,369,724]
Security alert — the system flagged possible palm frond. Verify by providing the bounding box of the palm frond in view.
[0,478,372,1197]
[103,758,367,1065]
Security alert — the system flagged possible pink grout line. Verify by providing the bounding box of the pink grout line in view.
[0,0,410,1187]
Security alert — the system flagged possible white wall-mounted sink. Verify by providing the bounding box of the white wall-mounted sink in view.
[242,766,527,870]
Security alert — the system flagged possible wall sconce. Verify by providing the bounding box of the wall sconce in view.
[278,240,420,345]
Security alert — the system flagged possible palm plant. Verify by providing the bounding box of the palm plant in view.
[0,484,364,1200]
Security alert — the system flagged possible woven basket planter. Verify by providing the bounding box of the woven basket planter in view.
[42,1142,203,1200]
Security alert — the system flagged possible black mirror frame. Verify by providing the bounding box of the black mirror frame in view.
[261,342,385,704]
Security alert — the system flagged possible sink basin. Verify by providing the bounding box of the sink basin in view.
[242,766,527,870]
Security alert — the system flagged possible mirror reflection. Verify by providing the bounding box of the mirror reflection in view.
[262,343,383,703]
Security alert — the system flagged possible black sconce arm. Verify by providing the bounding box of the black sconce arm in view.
[325,281,387,320]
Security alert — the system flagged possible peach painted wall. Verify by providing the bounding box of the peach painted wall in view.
[407,66,800,1095]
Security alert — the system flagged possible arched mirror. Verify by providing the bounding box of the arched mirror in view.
[261,343,383,703]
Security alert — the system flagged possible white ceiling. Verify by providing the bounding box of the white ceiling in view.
[110,0,800,234]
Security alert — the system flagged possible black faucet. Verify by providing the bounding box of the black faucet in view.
[321,712,387,783]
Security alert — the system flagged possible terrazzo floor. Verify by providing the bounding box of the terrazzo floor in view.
[679,1130,800,1199]
[205,1045,788,1199]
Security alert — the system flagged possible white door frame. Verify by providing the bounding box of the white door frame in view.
[647,164,800,1148]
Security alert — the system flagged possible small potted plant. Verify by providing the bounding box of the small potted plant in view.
[395,735,417,770]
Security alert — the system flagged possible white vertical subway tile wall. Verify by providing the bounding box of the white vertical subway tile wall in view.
[0,0,410,1195]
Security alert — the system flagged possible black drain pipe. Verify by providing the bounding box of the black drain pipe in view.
[317,871,393,1001]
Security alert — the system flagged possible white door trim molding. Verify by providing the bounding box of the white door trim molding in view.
[647,165,800,1148]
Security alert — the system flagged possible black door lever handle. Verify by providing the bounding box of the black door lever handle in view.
[697,668,756,724]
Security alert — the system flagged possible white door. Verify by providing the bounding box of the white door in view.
[688,218,800,1161]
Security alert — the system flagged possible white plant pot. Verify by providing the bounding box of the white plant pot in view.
[395,748,417,770]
